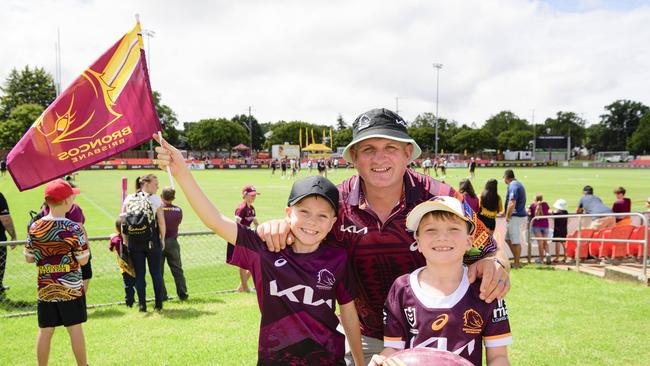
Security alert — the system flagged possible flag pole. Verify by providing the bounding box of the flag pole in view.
[158,131,175,190]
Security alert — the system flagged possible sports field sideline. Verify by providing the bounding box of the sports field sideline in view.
[1,166,649,365]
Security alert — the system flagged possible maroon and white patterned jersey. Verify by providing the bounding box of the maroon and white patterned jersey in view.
[327,170,497,339]
[235,202,256,228]
[383,267,512,366]
[229,224,357,365]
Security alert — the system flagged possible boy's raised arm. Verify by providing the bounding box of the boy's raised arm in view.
[153,134,237,244]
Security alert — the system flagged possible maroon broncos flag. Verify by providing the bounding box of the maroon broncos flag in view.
[7,22,160,191]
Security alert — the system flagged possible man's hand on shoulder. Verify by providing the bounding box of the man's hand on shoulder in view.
[468,256,510,303]
[256,218,293,252]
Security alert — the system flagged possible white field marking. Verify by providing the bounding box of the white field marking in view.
[77,193,116,221]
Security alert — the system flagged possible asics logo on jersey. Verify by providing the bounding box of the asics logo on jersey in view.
[409,240,418,252]
[340,224,368,234]
[431,314,449,331]
[269,280,333,308]
[274,258,287,267]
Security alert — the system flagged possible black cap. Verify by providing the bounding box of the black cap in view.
[342,108,421,163]
[583,185,593,194]
[288,176,339,212]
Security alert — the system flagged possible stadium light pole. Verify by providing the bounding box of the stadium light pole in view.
[433,63,443,156]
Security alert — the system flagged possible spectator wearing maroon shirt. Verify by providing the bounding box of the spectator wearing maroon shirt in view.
[257,108,510,364]
[612,186,632,224]
[0,192,17,298]
[152,136,365,365]
[160,187,188,300]
[529,194,550,264]
[229,185,260,292]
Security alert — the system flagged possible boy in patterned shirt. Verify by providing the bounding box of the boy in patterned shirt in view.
[154,135,364,365]
[24,179,90,366]
[370,196,511,366]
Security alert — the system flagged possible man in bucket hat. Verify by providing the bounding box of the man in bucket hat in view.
[257,108,510,364]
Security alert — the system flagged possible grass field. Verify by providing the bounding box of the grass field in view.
[1,166,649,365]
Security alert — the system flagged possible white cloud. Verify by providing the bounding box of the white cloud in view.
[0,0,648,128]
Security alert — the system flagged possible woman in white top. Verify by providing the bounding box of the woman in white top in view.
[122,174,166,312]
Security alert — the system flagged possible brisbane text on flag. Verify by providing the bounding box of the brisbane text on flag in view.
[7,21,161,191]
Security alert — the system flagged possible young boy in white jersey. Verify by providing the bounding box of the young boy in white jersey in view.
[370,196,511,366]
[153,135,363,365]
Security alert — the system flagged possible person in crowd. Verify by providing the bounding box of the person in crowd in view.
[0,192,16,299]
[257,109,509,364]
[307,159,313,173]
[109,218,135,307]
[41,183,92,293]
[271,159,277,176]
[333,158,339,170]
[551,199,568,263]
[440,157,447,178]
[317,158,327,178]
[459,179,480,213]
[25,179,89,366]
[611,186,632,224]
[122,174,166,312]
[0,159,7,177]
[577,185,615,230]
[369,197,511,366]
[160,187,188,301]
[422,157,432,176]
[154,135,365,366]
[504,169,527,269]
[228,185,260,293]
[469,156,477,180]
[280,158,287,179]
[478,179,503,235]
[433,156,440,177]
[529,194,551,264]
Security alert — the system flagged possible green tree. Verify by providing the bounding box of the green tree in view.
[627,112,650,155]
[408,126,436,152]
[232,114,264,150]
[543,111,586,146]
[0,103,44,148]
[336,114,347,130]
[496,130,534,151]
[266,121,327,148]
[598,100,649,151]
[0,66,56,119]
[585,124,609,152]
[450,129,494,153]
[186,118,248,150]
[152,91,180,146]
[332,127,352,148]
[482,111,530,137]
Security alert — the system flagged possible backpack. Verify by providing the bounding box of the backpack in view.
[124,192,157,245]
[28,209,45,231]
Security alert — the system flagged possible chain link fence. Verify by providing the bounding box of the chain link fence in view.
[1,231,241,317]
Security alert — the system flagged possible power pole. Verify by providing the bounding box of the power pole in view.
[248,106,254,155]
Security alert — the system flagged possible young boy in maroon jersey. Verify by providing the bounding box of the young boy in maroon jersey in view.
[153,135,364,366]
[230,185,260,292]
[370,196,511,366]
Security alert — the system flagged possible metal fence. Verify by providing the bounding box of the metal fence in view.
[0,231,241,317]
[528,212,649,281]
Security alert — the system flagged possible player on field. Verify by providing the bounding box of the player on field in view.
[370,197,511,366]
[153,135,364,366]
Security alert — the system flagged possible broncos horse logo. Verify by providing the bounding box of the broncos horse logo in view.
[35,68,122,143]
[316,269,335,289]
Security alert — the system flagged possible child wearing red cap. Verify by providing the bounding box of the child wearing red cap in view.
[227,185,260,292]
[24,179,90,366]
